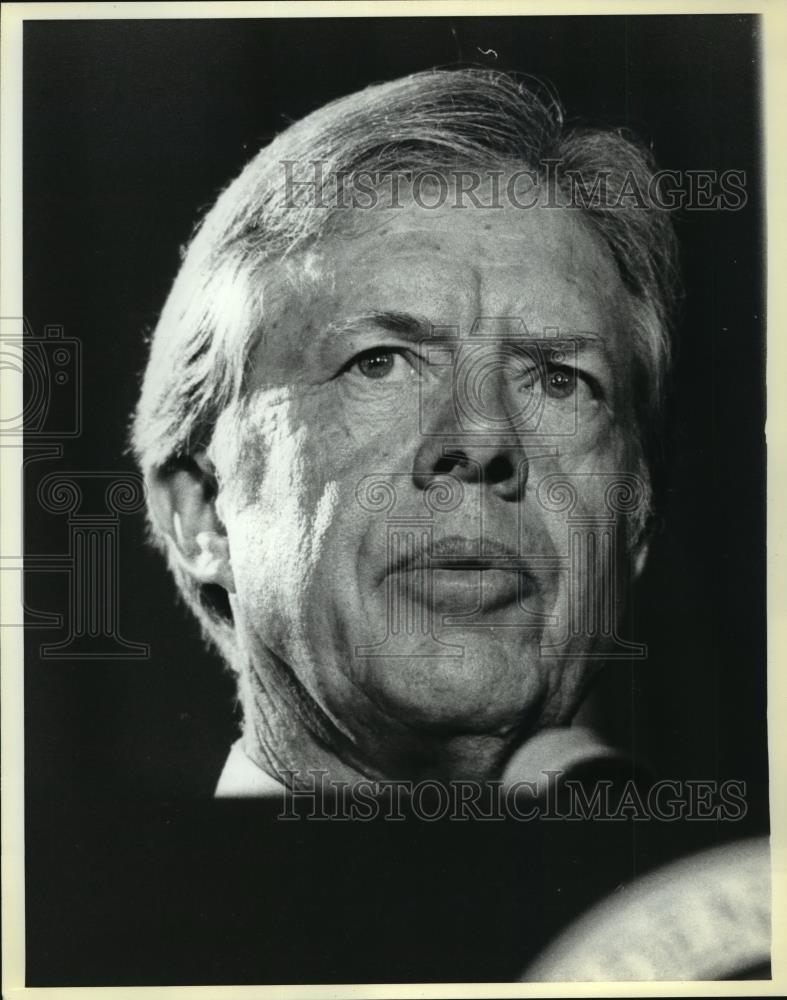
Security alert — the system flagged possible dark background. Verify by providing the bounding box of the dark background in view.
[23,14,767,985]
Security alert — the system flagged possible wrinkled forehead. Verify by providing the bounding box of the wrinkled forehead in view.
[252,195,634,384]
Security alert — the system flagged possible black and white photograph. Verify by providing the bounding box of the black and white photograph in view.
[1,2,782,994]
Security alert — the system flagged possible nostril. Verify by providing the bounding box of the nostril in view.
[485,454,513,484]
[435,450,468,475]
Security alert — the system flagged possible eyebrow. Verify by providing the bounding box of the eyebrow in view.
[323,311,432,344]
[323,311,613,359]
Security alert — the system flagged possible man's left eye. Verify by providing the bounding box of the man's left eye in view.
[349,348,417,381]
[546,367,577,399]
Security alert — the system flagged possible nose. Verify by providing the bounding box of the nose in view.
[412,388,529,503]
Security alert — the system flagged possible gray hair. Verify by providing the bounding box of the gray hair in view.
[132,67,680,660]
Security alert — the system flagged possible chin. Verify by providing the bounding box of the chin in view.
[360,637,545,734]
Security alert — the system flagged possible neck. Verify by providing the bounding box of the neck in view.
[236,643,522,787]
[238,645,373,787]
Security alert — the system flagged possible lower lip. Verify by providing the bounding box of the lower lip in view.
[390,568,534,613]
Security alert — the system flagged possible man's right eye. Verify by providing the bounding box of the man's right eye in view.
[345,347,418,381]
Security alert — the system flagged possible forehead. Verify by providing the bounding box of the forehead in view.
[255,198,631,378]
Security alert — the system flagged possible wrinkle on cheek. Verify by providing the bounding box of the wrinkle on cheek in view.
[311,478,340,566]
[339,389,423,463]
[212,388,290,511]
[217,393,340,671]
[311,392,395,471]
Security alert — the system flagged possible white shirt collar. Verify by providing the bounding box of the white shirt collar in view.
[215,739,285,798]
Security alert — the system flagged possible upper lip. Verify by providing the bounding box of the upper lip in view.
[388,534,531,573]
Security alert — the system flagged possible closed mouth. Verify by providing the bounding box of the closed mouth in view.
[388,534,535,579]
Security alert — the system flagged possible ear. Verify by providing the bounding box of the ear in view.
[147,453,235,594]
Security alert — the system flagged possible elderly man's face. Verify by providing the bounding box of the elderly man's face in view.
[214,190,644,777]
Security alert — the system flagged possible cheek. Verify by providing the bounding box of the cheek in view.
[528,426,628,526]
[532,430,641,618]
[225,476,343,672]
[218,397,342,642]
[241,428,335,564]
[229,480,339,600]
